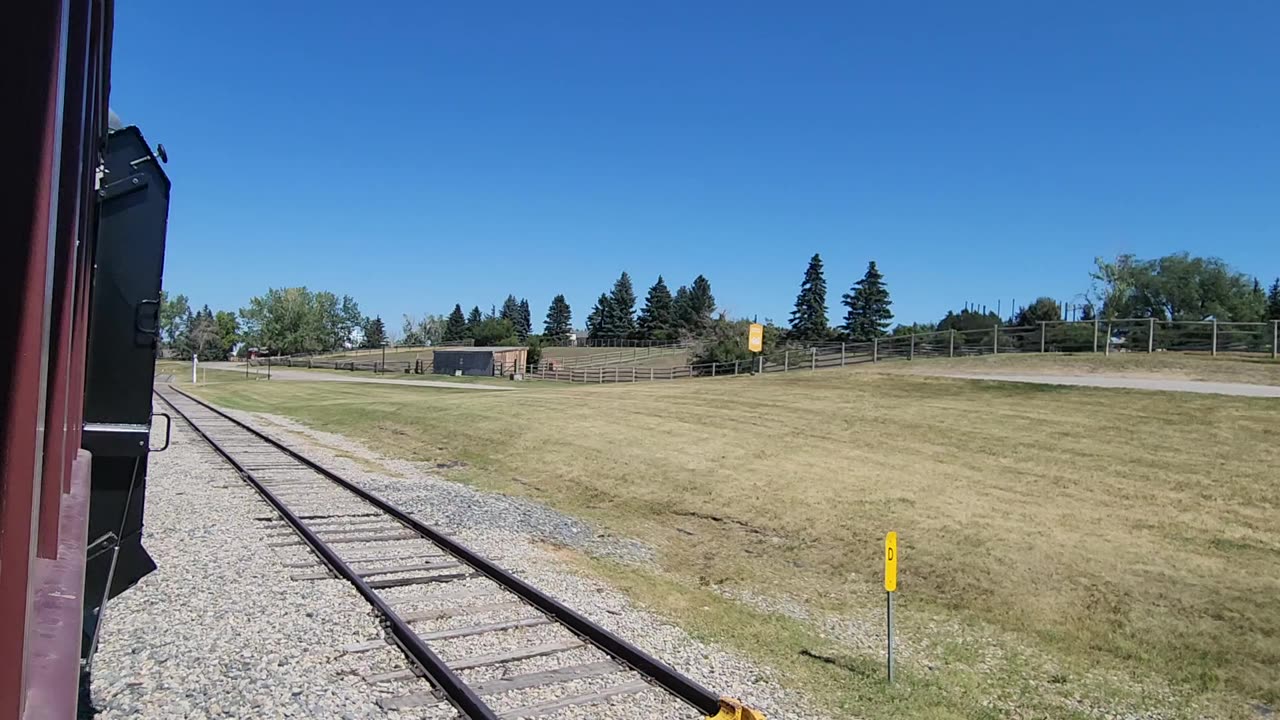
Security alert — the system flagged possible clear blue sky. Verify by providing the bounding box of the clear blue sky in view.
[111,1,1279,332]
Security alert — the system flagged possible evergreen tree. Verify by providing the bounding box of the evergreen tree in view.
[543,295,573,342]
[362,315,387,348]
[604,272,637,338]
[465,306,483,338]
[674,275,716,336]
[1269,278,1280,321]
[841,261,893,341]
[586,293,612,340]
[636,276,675,341]
[500,295,521,324]
[517,298,533,340]
[788,254,829,342]
[444,304,467,341]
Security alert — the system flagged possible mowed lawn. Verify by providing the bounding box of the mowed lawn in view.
[192,369,1280,718]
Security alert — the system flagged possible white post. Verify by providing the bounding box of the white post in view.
[840,342,846,367]
[1212,320,1218,356]
[992,324,999,355]
[1105,322,1112,355]
[949,329,955,358]
[1148,318,1155,353]
[1093,318,1100,352]
[1273,321,1278,361]
[1039,322,1046,353]
[909,334,915,361]
[784,350,790,372]
[873,337,879,362]
[192,354,198,384]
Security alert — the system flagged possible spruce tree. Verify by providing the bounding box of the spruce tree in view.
[788,253,829,342]
[1268,278,1280,321]
[675,275,716,336]
[362,316,387,348]
[444,304,467,341]
[500,295,521,325]
[636,276,675,341]
[604,272,637,339]
[841,261,893,341]
[543,295,573,342]
[586,293,612,340]
[516,298,533,340]
[465,306,483,338]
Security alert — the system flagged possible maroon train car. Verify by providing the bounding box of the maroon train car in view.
[2,2,170,718]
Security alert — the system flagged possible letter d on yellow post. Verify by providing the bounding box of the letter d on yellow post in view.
[884,531,898,682]
[884,532,898,592]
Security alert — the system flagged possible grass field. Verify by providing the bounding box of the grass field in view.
[189,361,1280,719]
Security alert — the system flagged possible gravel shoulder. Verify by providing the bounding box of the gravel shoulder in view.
[93,398,821,718]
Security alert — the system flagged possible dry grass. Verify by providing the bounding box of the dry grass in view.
[875,351,1280,386]
[192,366,1280,718]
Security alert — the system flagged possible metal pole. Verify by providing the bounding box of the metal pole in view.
[992,324,998,355]
[1105,322,1112,356]
[886,591,895,683]
[192,354,198,384]
[840,342,846,367]
[1148,318,1155,353]
[1093,318,1099,353]
[267,355,271,380]
[949,329,955,358]
[1039,322,1046,353]
[811,349,816,371]
[1273,321,1278,361]
[1212,320,1218,356]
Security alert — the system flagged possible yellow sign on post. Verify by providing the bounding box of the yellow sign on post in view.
[884,531,898,592]
[748,323,764,353]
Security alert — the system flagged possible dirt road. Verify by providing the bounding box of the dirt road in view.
[938,372,1280,398]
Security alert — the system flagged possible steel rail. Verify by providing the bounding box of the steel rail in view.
[159,384,724,717]
[154,388,501,719]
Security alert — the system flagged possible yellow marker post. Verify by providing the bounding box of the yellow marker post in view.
[885,531,898,682]
[748,323,764,371]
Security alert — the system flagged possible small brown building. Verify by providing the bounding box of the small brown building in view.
[431,346,528,377]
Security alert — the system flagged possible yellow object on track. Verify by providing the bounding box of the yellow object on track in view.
[707,697,767,720]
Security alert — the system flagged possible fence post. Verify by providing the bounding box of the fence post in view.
[650,367,655,381]
[1105,322,1112,355]
[949,329,955,358]
[873,338,879,362]
[909,334,915,361]
[1274,321,1278,361]
[632,367,636,382]
[784,350,790,372]
[1212,320,1218,356]
[840,342,846,367]
[712,363,717,378]
[811,349,816,371]
[1039,322,1046,353]
[1093,318,1099,353]
[308,357,312,368]
[599,368,603,384]
[734,360,740,376]
[1148,318,1155,353]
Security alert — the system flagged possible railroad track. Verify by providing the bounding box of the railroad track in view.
[153,385,763,720]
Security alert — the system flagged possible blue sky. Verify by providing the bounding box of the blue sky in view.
[112,1,1280,332]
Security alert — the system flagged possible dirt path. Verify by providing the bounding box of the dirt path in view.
[936,372,1280,397]
[202,362,515,391]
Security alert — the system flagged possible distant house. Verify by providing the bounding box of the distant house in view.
[431,346,528,377]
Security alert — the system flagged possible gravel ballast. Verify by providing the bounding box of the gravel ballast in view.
[91,397,823,718]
